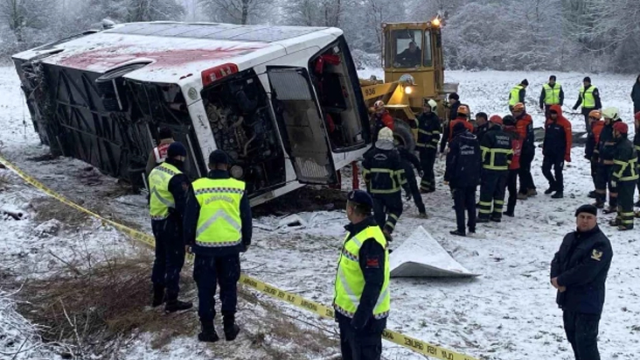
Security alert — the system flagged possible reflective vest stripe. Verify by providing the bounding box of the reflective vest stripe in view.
[196,210,242,238]
[151,187,175,208]
[480,146,512,170]
[543,83,561,105]
[580,86,596,108]
[365,168,404,193]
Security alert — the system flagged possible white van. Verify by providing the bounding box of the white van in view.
[12,22,372,206]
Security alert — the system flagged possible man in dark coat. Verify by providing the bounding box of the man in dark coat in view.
[445,122,481,236]
[397,144,427,217]
[542,105,572,199]
[551,204,613,360]
[478,116,513,222]
[416,98,441,193]
[609,122,638,230]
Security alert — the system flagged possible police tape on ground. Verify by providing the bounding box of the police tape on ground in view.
[0,155,478,360]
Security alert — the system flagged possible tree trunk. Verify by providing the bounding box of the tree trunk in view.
[242,0,249,24]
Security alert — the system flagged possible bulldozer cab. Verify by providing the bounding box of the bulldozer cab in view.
[382,20,457,119]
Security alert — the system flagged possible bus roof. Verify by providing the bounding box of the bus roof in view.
[13,22,341,83]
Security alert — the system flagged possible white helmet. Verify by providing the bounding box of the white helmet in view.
[373,100,385,112]
[424,98,438,112]
[378,127,394,142]
[602,107,619,120]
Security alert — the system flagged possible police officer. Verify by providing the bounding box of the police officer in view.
[478,116,513,223]
[539,75,564,117]
[397,143,427,218]
[148,142,192,312]
[542,105,572,199]
[573,77,602,132]
[609,122,638,231]
[508,79,528,110]
[445,122,481,236]
[334,190,390,360]
[417,98,441,193]
[551,204,612,360]
[362,127,405,241]
[593,108,621,212]
[183,150,252,342]
[145,127,175,178]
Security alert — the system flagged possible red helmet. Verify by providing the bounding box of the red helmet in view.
[489,115,503,125]
[635,111,640,121]
[613,121,628,134]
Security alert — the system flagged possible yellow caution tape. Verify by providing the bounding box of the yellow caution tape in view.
[0,154,478,360]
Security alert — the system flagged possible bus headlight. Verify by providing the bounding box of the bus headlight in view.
[404,86,414,95]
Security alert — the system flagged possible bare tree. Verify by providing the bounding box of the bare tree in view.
[127,0,185,21]
[199,0,273,25]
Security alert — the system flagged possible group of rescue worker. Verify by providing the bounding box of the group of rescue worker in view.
[366,74,639,239]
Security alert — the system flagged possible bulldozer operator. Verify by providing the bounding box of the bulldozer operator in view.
[395,41,421,68]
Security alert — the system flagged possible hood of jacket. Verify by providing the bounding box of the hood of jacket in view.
[375,139,395,150]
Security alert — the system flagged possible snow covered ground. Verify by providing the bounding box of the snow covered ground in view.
[2,65,640,360]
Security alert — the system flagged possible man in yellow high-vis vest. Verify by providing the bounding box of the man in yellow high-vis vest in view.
[334,190,390,360]
[148,142,192,313]
[508,79,528,110]
[183,150,252,343]
[573,77,602,132]
[539,75,564,117]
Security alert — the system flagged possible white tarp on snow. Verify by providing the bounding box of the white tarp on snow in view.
[389,226,480,278]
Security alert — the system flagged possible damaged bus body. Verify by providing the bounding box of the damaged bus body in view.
[12,22,371,206]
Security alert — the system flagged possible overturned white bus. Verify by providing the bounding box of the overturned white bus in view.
[12,22,372,206]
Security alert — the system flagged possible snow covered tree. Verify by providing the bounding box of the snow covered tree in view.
[127,0,185,22]
[199,0,273,24]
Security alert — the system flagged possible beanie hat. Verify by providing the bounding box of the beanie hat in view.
[575,204,597,217]
[452,122,467,134]
[521,79,529,86]
[449,93,459,101]
[209,149,230,165]
[167,142,187,158]
[348,190,373,208]
[583,76,591,83]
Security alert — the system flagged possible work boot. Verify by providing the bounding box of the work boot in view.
[517,193,528,200]
[223,314,241,341]
[544,187,556,195]
[151,284,165,308]
[418,212,429,219]
[503,211,515,217]
[588,190,598,199]
[490,217,502,223]
[449,230,465,237]
[603,207,617,215]
[527,189,538,196]
[635,211,640,218]
[609,217,621,227]
[198,321,219,343]
[592,200,605,209]
[476,218,490,223]
[551,192,564,199]
[618,225,633,231]
[165,298,193,313]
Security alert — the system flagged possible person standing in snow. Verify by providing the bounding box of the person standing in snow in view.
[512,103,537,200]
[503,115,522,217]
[551,204,612,360]
[362,127,405,242]
[573,77,602,132]
[145,127,175,178]
[508,79,528,111]
[445,122,481,236]
[539,75,564,118]
[631,75,640,114]
[148,142,192,313]
[609,122,638,231]
[635,112,640,208]
[585,110,605,198]
[542,105,572,199]
[477,116,512,223]
[593,108,621,212]
[416,98,441,193]
[183,150,252,342]
[473,112,489,143]
[334,190,390,360]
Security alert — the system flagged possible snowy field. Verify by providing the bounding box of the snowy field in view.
[2,65,640,360]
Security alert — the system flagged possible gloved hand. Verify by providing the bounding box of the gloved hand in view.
[241,243,250,253]
[419,170,425,178]
[405,192,412,201]
[350,309,369,332]
[444,181,449,186]
[565,154,571,162]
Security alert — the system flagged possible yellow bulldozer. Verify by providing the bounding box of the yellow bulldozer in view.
[360,17,459,151]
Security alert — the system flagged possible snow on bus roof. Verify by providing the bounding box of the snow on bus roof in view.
[13,22,339,83]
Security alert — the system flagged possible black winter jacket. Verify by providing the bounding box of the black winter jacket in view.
[417,112,441,150]
[612,136,638,182]
[480,125,513,171]
[597,122,617,163]
[445,130,481,188]
[551,225,612,314]
[362,144,404,196]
